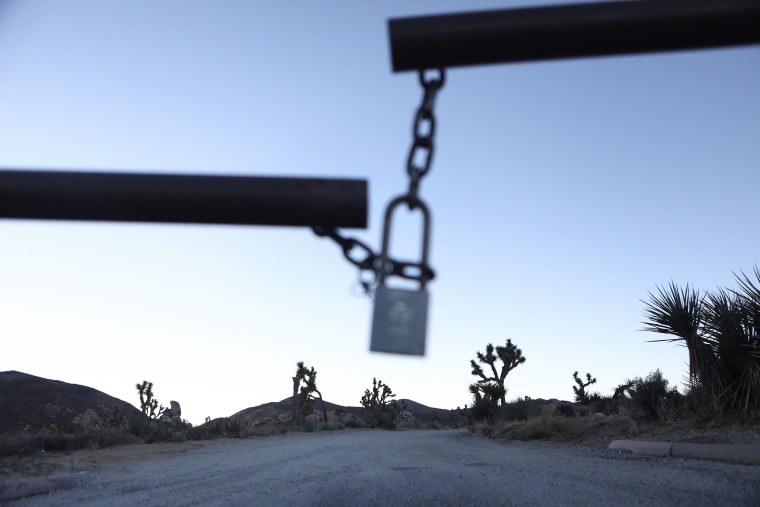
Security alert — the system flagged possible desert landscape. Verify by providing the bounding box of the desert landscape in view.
[2,370,759,505]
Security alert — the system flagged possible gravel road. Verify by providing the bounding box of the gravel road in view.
[4,429,759,506]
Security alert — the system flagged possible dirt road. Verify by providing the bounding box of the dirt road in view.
[4,429,759,506]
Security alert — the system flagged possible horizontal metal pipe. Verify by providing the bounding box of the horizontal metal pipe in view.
[0,170,367,228]
[389,0,760,71]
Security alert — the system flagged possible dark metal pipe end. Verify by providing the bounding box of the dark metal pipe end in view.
[389,0,760,71]
[0,169,367,228]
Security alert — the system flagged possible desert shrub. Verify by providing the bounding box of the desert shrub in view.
[448,407,468,428]
[129,415,193,443]
[587,394,617,416]
[500,397,535,421]
[186,425,210,440]
[88,429,138,448]
[522,405,565,439]
[0,429,138,457]
[0,435,37,456]
[642,270,760,417]
[240,424,288,437]
[207,418,226,437]
[555,402,576,418]
[303,414,321,432]
[374,406,399,429]
[360,378,401,429]
[421,411,437,423]
[227,418,243,437]
[34,434,71,453]
[627,369,684,421]
[468,385,500,424]
[344,418,365,429]
[196,417,243,439]
[490,405,569,441]
[141,424,179,444]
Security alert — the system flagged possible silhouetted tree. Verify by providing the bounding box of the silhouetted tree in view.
[572,371,597,405]
[642,268,760,415]
[300,364,328,422]
[136,380,165,420]
[360,378,400,429]
[470,339,526,407]
[291,362,327,423]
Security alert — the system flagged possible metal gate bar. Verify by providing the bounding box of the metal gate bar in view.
[0,170,367,228]
[389,0,760,71]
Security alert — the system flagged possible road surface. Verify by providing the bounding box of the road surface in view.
[4,429,759,506]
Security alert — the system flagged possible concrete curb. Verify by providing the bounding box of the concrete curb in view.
[609,440,760,465]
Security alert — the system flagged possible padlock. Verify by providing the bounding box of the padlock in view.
[370,195,431,356]
[371,285,429,355]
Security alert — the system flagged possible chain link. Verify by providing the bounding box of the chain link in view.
[311,224,436,295]
[311,225,379,294]
[313,68,445,295]
[406,69,445,206]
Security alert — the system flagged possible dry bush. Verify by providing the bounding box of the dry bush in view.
[487,405,642,447]
[303,414,321,432]
[344,418,365,429]
[492,405,568,440]
[0,429,139,457]
[242,424,289,437]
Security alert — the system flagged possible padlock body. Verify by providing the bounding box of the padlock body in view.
[370,286,428,356]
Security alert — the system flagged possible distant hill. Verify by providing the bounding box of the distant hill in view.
[400,399,457,422]
[0,371,460,433]
[0,371,146,432]
[231,397,457,426]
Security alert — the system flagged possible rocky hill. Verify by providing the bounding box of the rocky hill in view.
[0,371,458,433]
[0,371,146,433]
[231,397,457,426]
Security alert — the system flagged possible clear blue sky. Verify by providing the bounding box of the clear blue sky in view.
[1,0,758,426]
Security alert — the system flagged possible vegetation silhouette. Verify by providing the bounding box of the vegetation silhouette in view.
[642,268,760,416]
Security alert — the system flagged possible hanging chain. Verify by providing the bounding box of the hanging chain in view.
[406,69,445,206]
[313,68,445,295]
[311,224,377,292]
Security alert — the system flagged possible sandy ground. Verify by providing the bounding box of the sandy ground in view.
[2,429,759,506]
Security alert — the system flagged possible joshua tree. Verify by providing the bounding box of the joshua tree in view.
[360,378,400,429]
[291,362,327,423]
[470,339,526,407]
[572,372,597,405]
[136,380,165,420]
[300,363,328,422]
[613,380,636,400]
[642,268,760,415]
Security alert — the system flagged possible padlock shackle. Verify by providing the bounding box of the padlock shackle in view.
[378,195,432,289]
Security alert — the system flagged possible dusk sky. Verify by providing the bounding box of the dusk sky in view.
[1,0,758,426]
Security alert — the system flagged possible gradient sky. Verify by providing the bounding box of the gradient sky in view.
[1,0,758,426]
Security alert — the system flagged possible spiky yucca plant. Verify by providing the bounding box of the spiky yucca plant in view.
[642,268,760,416]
